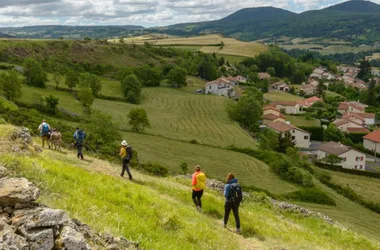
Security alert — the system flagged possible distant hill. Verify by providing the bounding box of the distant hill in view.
[152,0,380,44]
[0,25,144,39]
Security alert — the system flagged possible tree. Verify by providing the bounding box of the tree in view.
[0,70,22,101]
[84,37,91,42]
[65,70,79,91]
[119,37,124,43]
[228,87,263,132]
[79,73,102,96]
[324,123,344,142]
[180,162,188,175]
[167,67,187,88]
[198,60,218,81]
[218,57,225,66]
[316,81,326,98]
[134,65,163,87]
[45,95,59,115]
[278,131,296,153]
[322,154,343,165]
[53,72,61,89]
[266,67,276,76]
[78,87,94,112]
[128,108,150,132]
[23,58,46,88]
[367,78,378,106]
[121,74,142,104]
[357,58,372,81]
[259,129,279,151]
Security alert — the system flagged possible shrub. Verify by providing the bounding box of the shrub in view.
[190,139,198,144]
[284,188,336,206]
[138,162,169,177]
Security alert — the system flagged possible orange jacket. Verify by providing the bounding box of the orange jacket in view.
[192,171,206,191]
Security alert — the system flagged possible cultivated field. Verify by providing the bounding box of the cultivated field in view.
[111,34,267,58]
[280,44,372,55]
[285,115,321,127]
[264,91,304,102]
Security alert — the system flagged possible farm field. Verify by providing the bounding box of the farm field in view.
[111,34,267,58]
[264,91,304,102]
[317,168,380,204]
[367,53,380,61]
[285,115,321,127]
[280,44,372,55]
[122,131,298,195]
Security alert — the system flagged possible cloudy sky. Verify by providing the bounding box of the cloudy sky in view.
[0,0,378,27]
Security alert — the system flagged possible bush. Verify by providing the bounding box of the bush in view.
[298,126,324,141]
[190,139,198,144]
[284,188,336,206]
[138,162,169,177]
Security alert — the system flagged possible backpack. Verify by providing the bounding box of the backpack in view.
[229,183,243,204]
[42,124,50,134]
[195,172,206,190]
[76,130,85,143]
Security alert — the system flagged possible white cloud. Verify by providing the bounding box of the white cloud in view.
[0,0,378,27]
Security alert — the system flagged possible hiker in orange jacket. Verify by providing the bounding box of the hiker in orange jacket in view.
[191,165,206,211]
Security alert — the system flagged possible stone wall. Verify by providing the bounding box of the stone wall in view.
[0,165,139,250]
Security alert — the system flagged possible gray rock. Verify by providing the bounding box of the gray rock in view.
[0,178,40,207]
[58,226,90,250]
[0,218,29,250]
[12,208,68,229]
[3,207,13,214]
[0,165,7,178]
[28,229,55,250]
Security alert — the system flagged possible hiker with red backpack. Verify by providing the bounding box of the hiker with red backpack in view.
[191,165,206,211]
[74,127,86,160]
[38,119,51,148]
[223,173,242,233]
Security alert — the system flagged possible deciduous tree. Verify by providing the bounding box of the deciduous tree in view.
[0,70,22,101]
[23,58,46,88]
[128,108,150,132]
[121,74,142,104]
[45,95,59,115]
[324,123,344,142]
[65,70,79,91]
[78,87,94,113]
[167,67,187,88]
[80,73,102,96]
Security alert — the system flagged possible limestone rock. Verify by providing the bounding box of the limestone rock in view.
[28,229,55,250]
[58,225,90,250]
[12,208,68,229]
[0,178,40,207]
[0,165,7,178]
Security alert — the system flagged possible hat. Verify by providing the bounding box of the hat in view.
[42,119,46,122]
[121,140,128,146]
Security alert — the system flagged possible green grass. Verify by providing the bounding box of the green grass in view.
[285,115,321,127]
[0,132,378,249]
[280,44,372,55]
[325,90,345,98]
[121,131,297,195]
[164,45,203,52]
[264,91,304,102]
[216,54,248,64]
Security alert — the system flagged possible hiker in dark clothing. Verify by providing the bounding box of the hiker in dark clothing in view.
[74,127,86,160]
[223,173,242,233]
[120,140,133,179]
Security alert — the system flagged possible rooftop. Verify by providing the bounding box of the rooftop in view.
[267,121,310,134]
[318,141,351,155]
[363,131,380,143]
[346,127,370,134]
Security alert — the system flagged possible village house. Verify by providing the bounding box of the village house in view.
[205,77,237,97]
[346,127,370,134]
[363,131,380,154]
[333,119,364,133]
[267,121,311,148]
[342,112,376,126]
[271,81,289,92]
[296,96,322,109]
[271,101,300,114]
[228,75,247,83]
[372,68,380,77]
[300,84,317,96]
[258,72,271,80]
[317,141,366,170]
[337,101,367,114]
[262,106,285,125]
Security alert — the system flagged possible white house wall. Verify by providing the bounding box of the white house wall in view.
[363,139,380,154]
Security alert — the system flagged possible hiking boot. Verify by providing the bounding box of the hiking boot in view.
[196,206,202,212]
[222,222,227,228]
[236,229,242,234]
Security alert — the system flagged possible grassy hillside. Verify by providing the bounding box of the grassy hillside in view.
[0,124,379,250]
[264,91,304,102]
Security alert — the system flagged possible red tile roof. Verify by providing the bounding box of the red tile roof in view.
[262,114,285,121]
[267,121,310,134]
[338,102,365,112]
[263,105,280,112]
[318,141,351,155]
[342,112,375,120]
[346,127,370,134]
[296,96,322,107]
[363,131,380,143]
[273,101,298,107]
[333,118,363,127]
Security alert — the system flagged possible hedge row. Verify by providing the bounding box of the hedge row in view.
[284,188,336,206]
[315,162,380,179]
[298,126,324,141]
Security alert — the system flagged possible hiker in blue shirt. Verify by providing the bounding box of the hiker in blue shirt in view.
[38,119,51,148]
[74,127,86,160]
[223,173,242,234]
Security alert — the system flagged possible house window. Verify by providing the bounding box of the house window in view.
[292,130,295,133]
[292,136,295,140]
[304,136,309,140]
[209,86,211,89]
[360,165,363,170]
[355,165,357,169]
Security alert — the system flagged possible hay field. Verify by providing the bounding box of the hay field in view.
[264,91,304,102]
[280,44,372,55]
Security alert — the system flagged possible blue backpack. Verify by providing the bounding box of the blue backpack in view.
[76,130,85,143]
[42,124,50,134]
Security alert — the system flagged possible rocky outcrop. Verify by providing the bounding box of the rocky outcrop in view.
[0,165,139,250]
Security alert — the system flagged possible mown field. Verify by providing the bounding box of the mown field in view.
[21,75,256,149]
[285,115,321,127]
[110,34,267,59]
[280,44,372,55]
[264,91,304,102]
